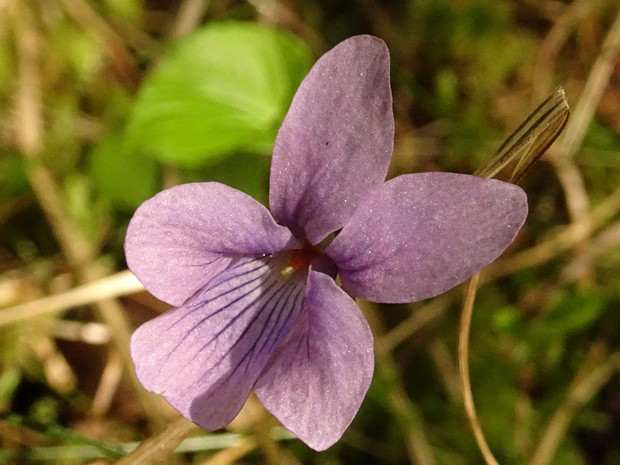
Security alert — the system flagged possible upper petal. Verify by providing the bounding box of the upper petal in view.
[130,255,306,430]
[326,173,528,303]
[254,269,374,451]
[125,182,298,305]
[269,35,394,244]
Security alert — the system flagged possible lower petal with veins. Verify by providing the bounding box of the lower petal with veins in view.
[255,269,374,451]
[130,255,306,430]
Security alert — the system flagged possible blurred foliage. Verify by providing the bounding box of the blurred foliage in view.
[1,0,620,464]
[125,21,312,167]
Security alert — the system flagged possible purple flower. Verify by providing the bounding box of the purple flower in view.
[125,35,527,451]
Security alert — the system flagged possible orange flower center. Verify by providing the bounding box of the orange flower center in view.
[289,242,320,270]
[279,241,321,281]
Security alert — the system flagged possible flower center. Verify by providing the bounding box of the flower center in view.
[290,242,320,269]
[279,241,320,281]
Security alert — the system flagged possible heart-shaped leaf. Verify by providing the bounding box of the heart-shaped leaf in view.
[125,22,311,167]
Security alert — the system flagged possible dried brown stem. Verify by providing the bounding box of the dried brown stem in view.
[458,273,500,465]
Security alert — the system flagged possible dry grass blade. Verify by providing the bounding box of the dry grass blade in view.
[114,417,199,465]
[0,270,143,327]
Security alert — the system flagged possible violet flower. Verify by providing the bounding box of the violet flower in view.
[125,35,527,451]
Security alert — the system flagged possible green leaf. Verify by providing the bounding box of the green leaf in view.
[125,21,312,167]
[90,134,159,210]
[182,152,270,205]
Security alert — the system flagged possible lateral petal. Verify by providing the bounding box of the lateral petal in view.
[130,256,306,430]
[125,182,298,305]
[327,173,528,303]
[269,35,394,244]
[254,269,374,451]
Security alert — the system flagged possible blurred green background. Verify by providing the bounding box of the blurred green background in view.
[1,0,620,464]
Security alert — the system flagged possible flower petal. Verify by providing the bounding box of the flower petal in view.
[269,35,394,244]
[125,182,298,305]
[130,256,306,430]
[254,269,374,451]
[327,173,528,303]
